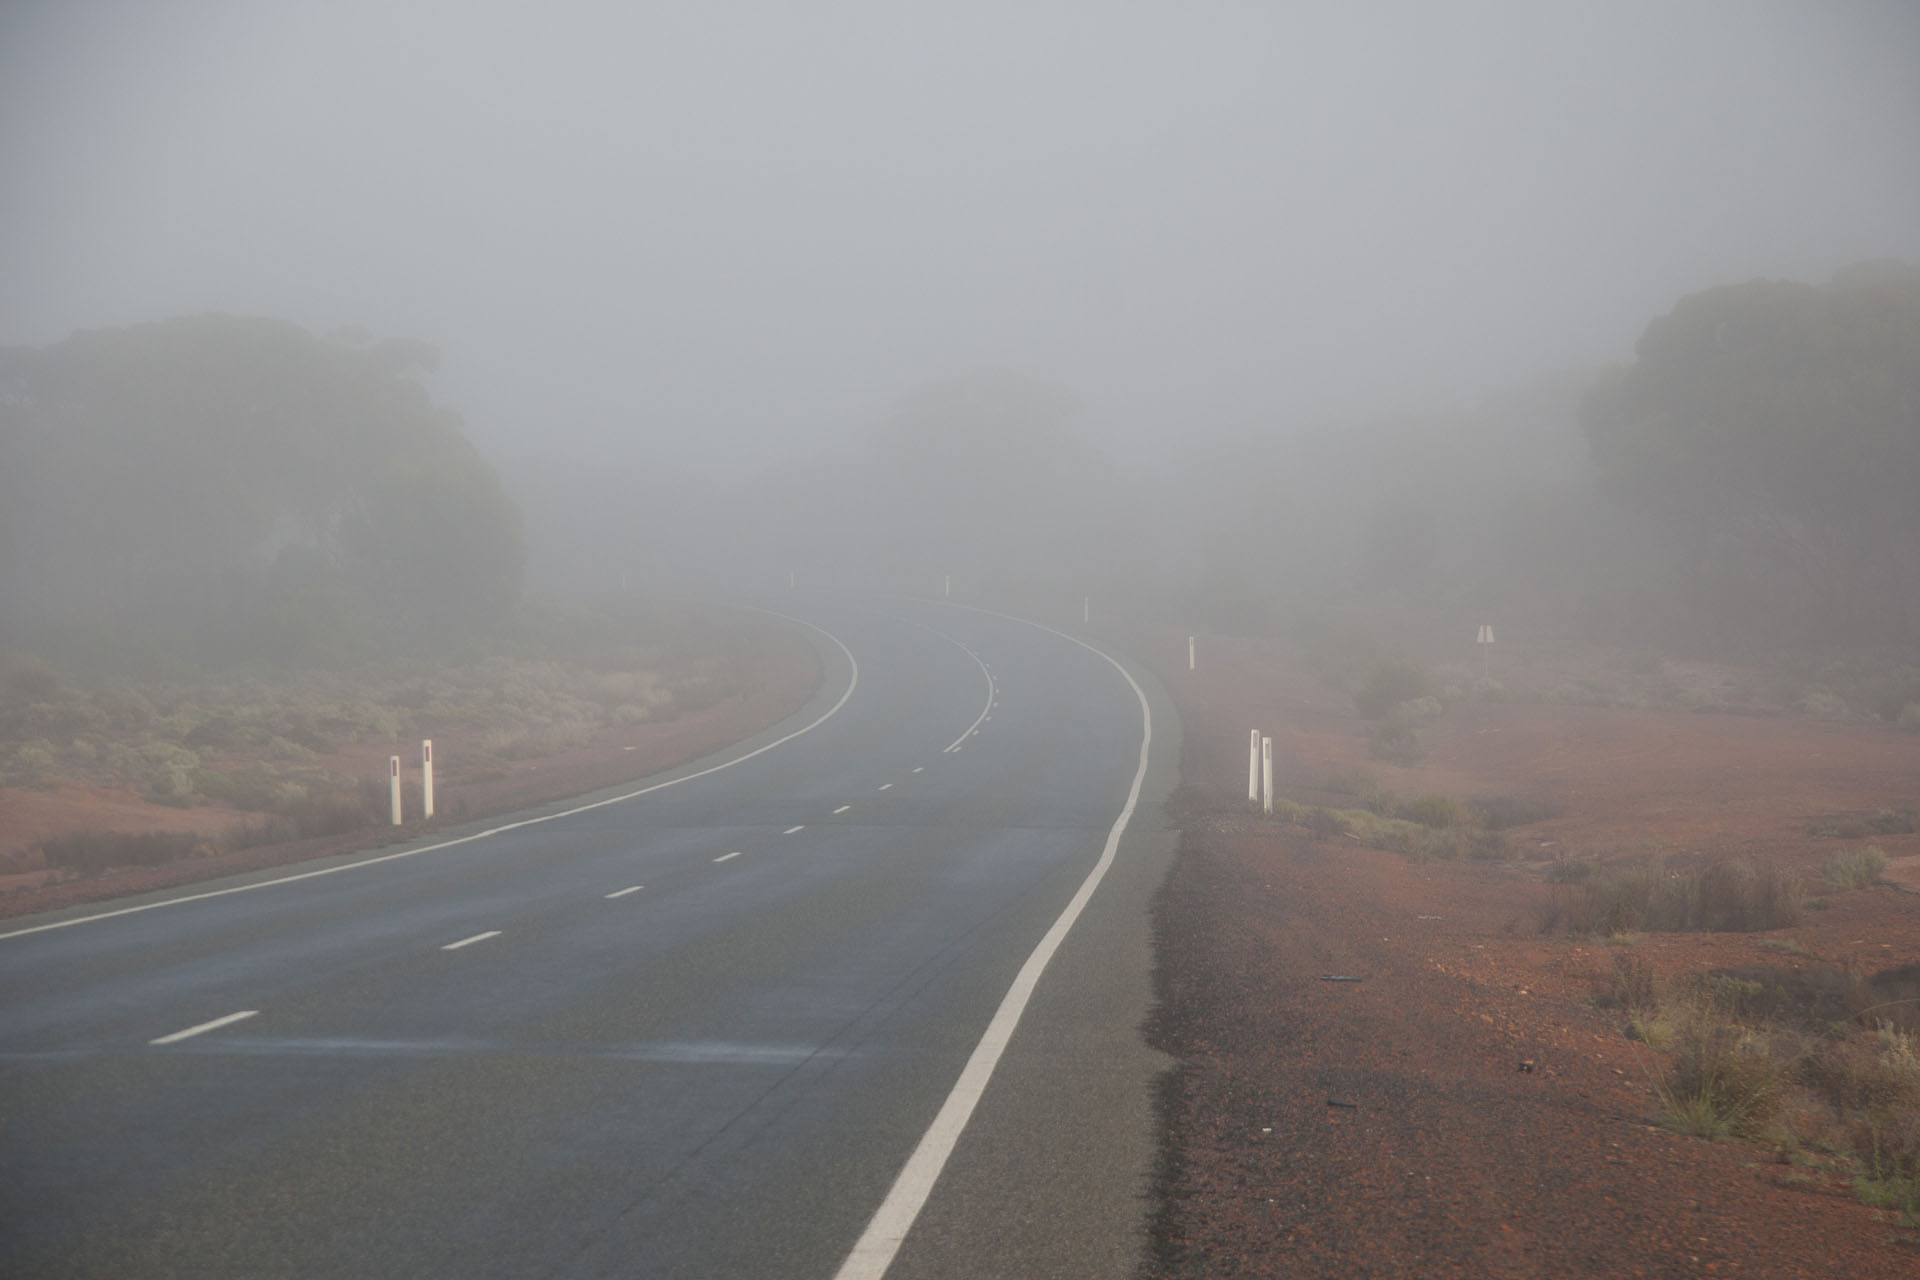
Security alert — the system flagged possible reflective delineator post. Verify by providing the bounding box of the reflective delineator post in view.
[1248,730,1261,804]
[944,574,950,598]
[1082,596,1089,624]
[1188,635,1196,671]
[1261,736,1274,816]
[389,755,402,825]
[422,739,434,819]
[1477,623,1495,680]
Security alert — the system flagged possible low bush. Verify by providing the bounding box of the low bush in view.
[1469,794,1564,830]
[1545,858,1804,936]
[1352,660,1430,720]
[1396,794,1462,829]
[1807,808,1916,839]
[1660,1017,1791,1141]
[1825,846,1888,890]
[1365,714,1423,765]
[38,829,203,875]
[1609,953,1659,1013]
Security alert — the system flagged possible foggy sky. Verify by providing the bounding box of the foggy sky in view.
[4,0,1917,471]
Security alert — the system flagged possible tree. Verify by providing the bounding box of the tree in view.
[1580,262,1920,649]
[0,315,524,666]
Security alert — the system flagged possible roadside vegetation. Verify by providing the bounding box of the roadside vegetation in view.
[0,601,775,880]
[1600,951,1920,1230]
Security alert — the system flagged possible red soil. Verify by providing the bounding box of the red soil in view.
[1143,630,1920,1278]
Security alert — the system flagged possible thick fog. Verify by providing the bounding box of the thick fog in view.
[4,1,1920,659]
[5,0,1917,470]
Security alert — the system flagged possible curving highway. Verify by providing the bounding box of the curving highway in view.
[0,598,1179,1279]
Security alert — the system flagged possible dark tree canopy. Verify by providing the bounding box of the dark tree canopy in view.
[0,315,524,667]
[1581,262,1920,649]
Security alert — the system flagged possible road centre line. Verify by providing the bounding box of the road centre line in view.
[940,642,996,753]
[442,930,501,951]
[833,804,852,814]
[604,885,644,899]
[911,767,923,774]
[878,783,893,791]
[783,825,806,835]
[150,1010,259,1045]
[0,612,860,943]
[714,851,743,864]
[834,605,1154,1280]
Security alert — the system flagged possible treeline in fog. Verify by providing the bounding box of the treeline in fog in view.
[3,260,1916,680]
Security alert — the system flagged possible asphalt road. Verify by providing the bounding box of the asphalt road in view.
[0,598,1180,1279]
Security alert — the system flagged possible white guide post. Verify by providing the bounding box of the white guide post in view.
[1082,596,1089,624]
[1248,729,1261,804]
[789,569,796,591]
[1261,736,1274,816]
[1188,635,1196,671]
[1477,623,1495,679]
[389,755,402,825]
[944,574,950,599]
[421,739,434,818]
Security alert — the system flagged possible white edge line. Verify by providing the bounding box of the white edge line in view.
[442,930,501,951]
[0,612,860,942]
[714,851,743,864]
[150,1009,258,1045]
[832,607,1152,1280]
[605,885,644,899]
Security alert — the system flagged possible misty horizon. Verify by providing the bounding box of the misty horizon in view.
[4,0,1917,473]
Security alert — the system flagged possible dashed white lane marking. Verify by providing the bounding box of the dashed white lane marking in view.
[0,614,862,944]
[877,783,893,791]
[605,885,644,899]
[833,607,1154,1280]
[942,643,997,754]
[783,825,806,835]
[911,767,924,774]
[714,851,743,864]
[833,804,852,815]
[151,1010,259,1045]
[442,930,501,951]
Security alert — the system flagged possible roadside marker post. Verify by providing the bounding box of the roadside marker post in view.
[1188,635,1196,671]
[1261,737,1274,816]
[1247,730,1261,804]
[1477,624,1495,679]
[389,756,402,825]
[1082,596,1089,625]
[944,574,950,599]
[422,739,434,819]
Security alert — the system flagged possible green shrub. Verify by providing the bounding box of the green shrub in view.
[1610,953,1659,1012]
[1661,1018,1790,1141]
[1397,794,1461,829]
[1825,846,1889,890]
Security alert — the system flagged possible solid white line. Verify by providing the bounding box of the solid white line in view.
[833,609,1153,1280]
[782,825,805,835]
[714,851,743,864]
[604,885,644,899]
[0,614,861,943]
[877,783,893,791]
[150,1010,258,1045]
[441,930,500,951]
[833,804,852,815]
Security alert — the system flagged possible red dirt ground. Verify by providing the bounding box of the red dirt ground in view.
[1141,630,1920,1278]
[0,626,819,919]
